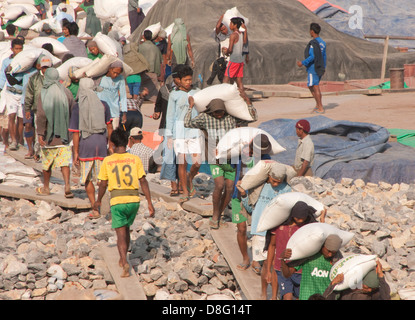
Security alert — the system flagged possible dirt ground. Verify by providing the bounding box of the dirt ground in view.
[140,88,415,134]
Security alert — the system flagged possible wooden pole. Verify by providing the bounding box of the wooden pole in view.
[381,35,389,82]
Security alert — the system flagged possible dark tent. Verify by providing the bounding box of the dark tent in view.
[129,0,415,85]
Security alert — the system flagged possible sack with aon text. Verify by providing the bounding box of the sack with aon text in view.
[240,160,296,191]
[216,127,286,160]
[285,223,354,261]
[256,192,325,233]
[329,254,377,291]
[192,83,253,121]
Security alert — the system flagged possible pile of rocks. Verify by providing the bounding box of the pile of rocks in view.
[289,176,415,299]
[0,186,240,300]
[1,171,415,300]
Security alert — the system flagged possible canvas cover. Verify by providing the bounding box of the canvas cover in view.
[305,0,415,49]
[259,116,415,184]
[129,0,415,85]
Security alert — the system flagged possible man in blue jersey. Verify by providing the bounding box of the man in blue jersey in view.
[297,23,327,114]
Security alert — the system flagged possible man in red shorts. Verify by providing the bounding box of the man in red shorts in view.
[223,17,248,94]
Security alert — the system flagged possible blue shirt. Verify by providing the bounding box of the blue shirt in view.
[165,88,200,140]
[0,56,25,92]
[0,57,12,90]
[242,182,292,237]
[96,75,128,118]
[302,37,326,74]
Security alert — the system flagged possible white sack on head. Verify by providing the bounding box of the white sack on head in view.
[57,57,93,81]
[256,192,325,233]
[13,13,38,29]
[93,32,118,56]
[29,37,69,56]
[10,47,61,74]
[216,127,286,160]
[193,83,253,121]
[285,223,354,261]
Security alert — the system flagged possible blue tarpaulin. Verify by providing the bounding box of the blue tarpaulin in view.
[259,116,415,184]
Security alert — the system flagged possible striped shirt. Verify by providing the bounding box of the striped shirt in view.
[128,142,154,173]
[184,104,257,162]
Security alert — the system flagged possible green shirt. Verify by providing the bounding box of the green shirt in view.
[34,0,45,5]
[67,82,79,99]
[126,74,141,84]
[294,253,335,300]
[87,51,103,61]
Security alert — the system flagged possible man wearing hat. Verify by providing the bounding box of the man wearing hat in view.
[294,119,314,177]
[281,234,343,300]
[23,55,52,160]
[185,92,257,229]
[128,127,155,173]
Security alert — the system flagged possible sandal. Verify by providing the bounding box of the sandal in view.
[187,186,197,198]
[251,265,261,275]
[24,153,34,159]
[179,196,190,204]
[170,189,179,197]
[65,191,74,199]
[35,186,50,196]
[236,262,250,271]
[88,211,101,220]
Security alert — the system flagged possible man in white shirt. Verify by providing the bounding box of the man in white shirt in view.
[294,119,314,176]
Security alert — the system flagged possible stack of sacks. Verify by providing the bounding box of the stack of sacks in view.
[94,0,130,37]
[193,83,255,121]
[0,154,39,187]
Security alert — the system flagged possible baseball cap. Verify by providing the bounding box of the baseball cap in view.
[39,55,52,68]
[129,127,143,138]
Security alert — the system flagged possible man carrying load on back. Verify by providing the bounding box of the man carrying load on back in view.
[223,17,248,95]
[185,90,257,229]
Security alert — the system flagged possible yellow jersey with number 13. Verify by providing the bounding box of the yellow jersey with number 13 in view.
[98,152,146,206]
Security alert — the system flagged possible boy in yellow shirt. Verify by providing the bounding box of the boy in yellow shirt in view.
[94,127,155,277]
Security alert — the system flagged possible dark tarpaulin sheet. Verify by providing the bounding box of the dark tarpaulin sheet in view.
[129,0,415,85]
[312,0,415,48]
[259,116,415,184]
